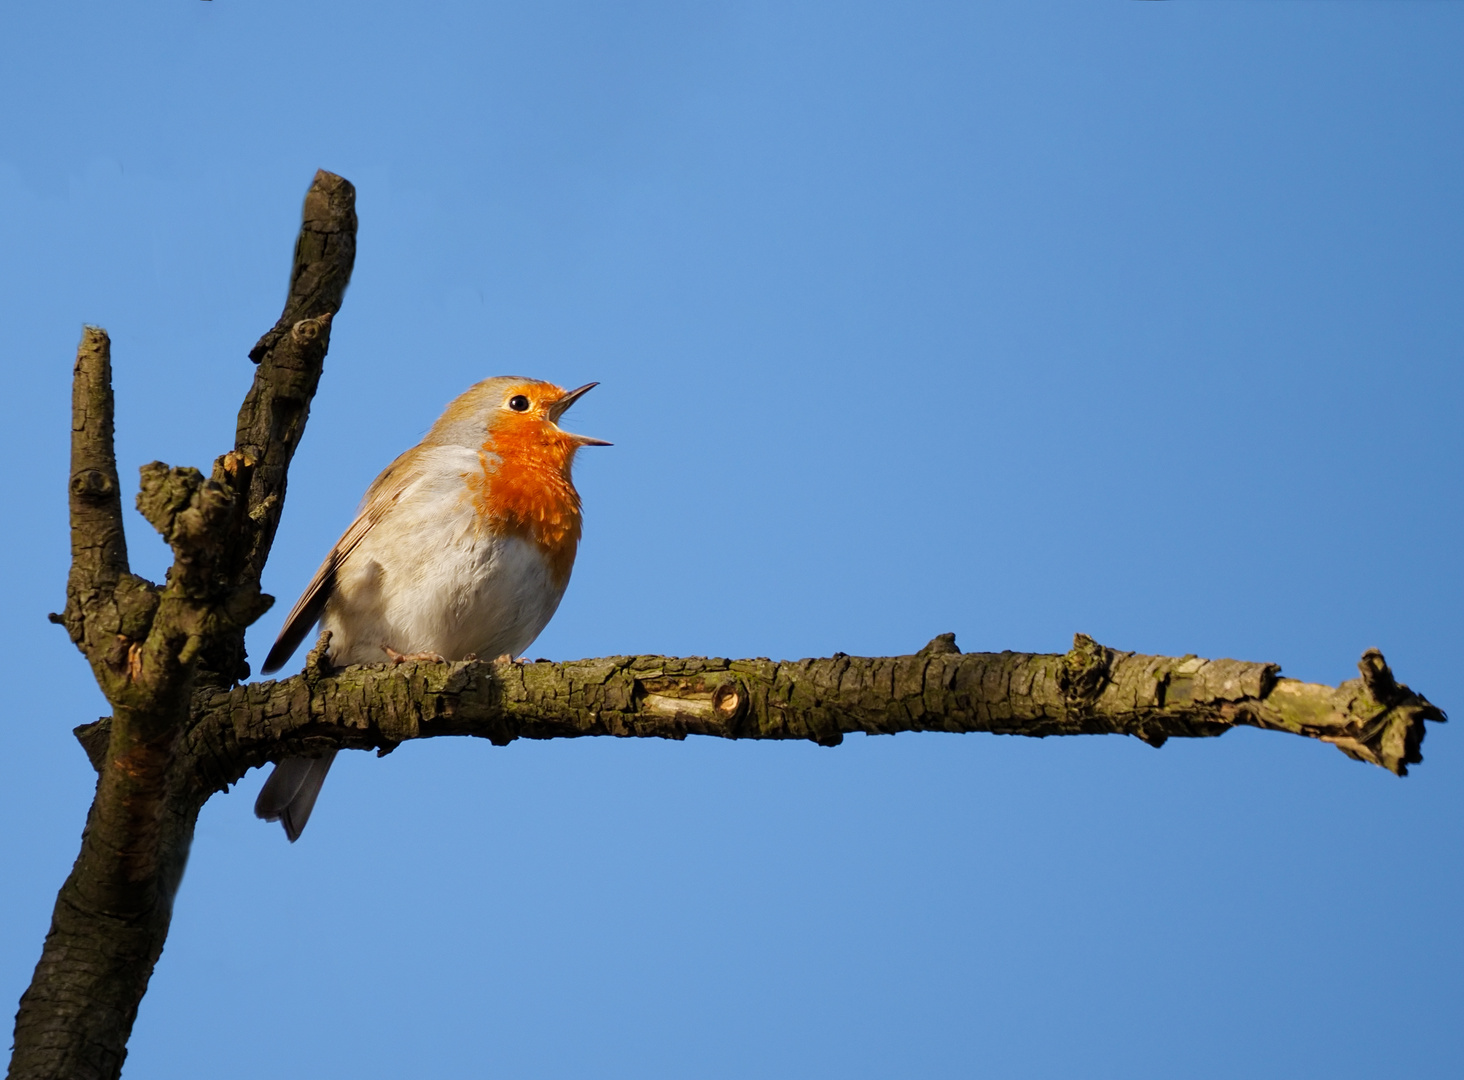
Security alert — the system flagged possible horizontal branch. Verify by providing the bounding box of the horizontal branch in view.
[76,634,1442,799]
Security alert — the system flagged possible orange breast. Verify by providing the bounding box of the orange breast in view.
[463,420,583,587]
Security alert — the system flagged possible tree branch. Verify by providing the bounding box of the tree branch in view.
[203,168,357,685]
[11,172,357,1080]
[17,169,1447,1080]
[246,168,357,366]
[153,633,1444,801]
[53,328,156,699]
[64,327,128,590]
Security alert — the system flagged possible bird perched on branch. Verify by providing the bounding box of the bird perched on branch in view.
[254,377,609,841]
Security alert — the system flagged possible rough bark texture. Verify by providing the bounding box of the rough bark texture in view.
[11,171,356,1080]
[142,632,1436,799]
[12,170,1446,1080]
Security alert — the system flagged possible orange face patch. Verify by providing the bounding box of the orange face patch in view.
[462,382,584,586]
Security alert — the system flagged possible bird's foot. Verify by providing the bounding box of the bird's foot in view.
[383,645,447,665]
[494,653,526,665]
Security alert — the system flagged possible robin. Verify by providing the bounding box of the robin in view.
[254,376,609,841]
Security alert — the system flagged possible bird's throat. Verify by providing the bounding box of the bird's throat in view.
[469,429,582,586]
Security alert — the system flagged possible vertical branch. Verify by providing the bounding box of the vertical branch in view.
[66,326,128,588]
[239,168,356,568]
[54,328,153,694]
[12,330,187,1080]
[246,169,357,368]
[200,169,357,683]
[12,172,358,1080]
[54,327,162,698]
[9,774,199,1080]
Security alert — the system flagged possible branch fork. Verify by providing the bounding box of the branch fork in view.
[13,170,358,1080]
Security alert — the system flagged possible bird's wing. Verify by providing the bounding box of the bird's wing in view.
[259,451,426,675]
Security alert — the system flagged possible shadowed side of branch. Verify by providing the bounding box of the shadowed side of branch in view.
[16,328,200,1080]
[207,168,358,685]
[11,172,358,1080]
[161,634,1443,801]
[52,328,156,698]
[246,170,357,366]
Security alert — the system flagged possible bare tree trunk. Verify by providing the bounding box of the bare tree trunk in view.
[9,171,1444,1079]
[9,171,356,1080]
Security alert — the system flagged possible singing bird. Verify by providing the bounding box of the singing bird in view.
[254,376,609,841]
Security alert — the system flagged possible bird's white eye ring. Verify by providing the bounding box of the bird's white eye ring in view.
[508,395,530,412]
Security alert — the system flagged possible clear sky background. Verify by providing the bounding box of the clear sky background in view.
[2,3,1461,1077]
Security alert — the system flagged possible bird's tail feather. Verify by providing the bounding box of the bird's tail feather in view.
[254,752,338,842]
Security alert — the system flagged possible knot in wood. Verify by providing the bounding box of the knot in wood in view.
[1059,632,1112,713]
[70,468,115,500]
[711,679,745,721]
[290,312,332,345]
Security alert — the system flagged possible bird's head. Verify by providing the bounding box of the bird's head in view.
[426,376,611,467]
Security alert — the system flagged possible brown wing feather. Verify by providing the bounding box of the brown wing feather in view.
[259,451,422,675]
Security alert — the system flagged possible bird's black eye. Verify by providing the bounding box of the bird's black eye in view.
[508,395,530,412]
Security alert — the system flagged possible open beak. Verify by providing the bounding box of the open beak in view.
[551,382,612,446]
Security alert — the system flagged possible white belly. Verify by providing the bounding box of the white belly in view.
[321,459,569,665]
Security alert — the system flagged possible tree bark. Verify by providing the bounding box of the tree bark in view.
[10,171,1446,1079]
[10,171,356,1080]
[146,631,1440,800]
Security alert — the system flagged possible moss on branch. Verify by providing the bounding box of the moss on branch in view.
[147,633,1444,802]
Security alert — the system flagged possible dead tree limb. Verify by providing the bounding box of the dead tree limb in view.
[118,632,1439,800]
[10,170,1445,1080]
[11,171,356,1080]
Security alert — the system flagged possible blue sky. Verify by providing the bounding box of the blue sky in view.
[2,3,1461,1077]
